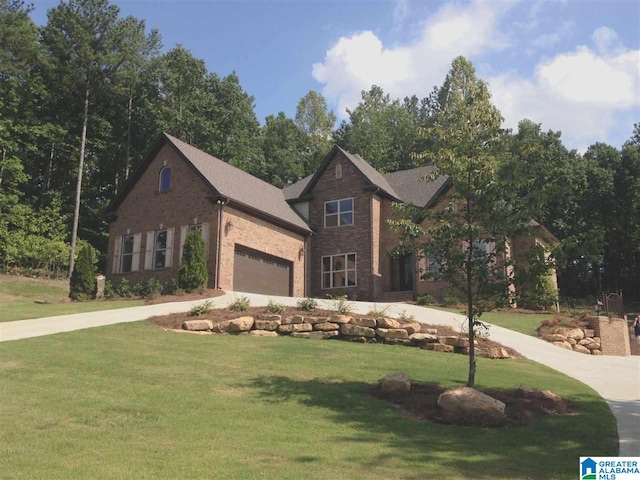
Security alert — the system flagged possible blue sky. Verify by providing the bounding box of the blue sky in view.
[29,0,640,151]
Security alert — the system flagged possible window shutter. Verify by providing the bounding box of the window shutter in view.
[165,227,175,268]
[112,235,122,274]
[179,225,188,265]
[201,222,210,258]
[145,231,154,270]
[131,233,142,272]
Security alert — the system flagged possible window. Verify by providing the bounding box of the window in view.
[159,167,171,192]
[120,235,134,273]
[154,230,167,269]
[322,253,356,288]
[428,248,441,275]
[189,223,202,233]
[472,240,495,262]
[324,198,353,227]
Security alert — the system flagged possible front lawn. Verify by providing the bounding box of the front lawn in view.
[0,321,616,479]
[0,274,143,322]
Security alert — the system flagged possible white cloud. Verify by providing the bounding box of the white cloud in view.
[529,20,573,51]
[312,0,514,116]
[312,3,639,150]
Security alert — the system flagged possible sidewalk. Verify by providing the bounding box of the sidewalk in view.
[1,292,638,455]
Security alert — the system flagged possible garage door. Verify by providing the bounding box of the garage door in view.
[233,246,292,296]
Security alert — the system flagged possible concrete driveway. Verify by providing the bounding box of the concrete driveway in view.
[1,291,638,455]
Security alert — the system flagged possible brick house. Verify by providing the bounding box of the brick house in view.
[105,133,557,302]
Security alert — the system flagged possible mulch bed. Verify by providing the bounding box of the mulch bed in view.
[370,383,580,428]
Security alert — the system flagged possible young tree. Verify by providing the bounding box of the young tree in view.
[69,241,97,300]
[391,57,532,387]
[178,230,208,292]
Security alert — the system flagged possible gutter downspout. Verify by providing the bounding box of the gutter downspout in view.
[305,231,313,297]
[215,198,229,289]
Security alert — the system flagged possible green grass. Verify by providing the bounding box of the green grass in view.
[0,274,143,322]
[428,306,552,336]
[0,322,617,479]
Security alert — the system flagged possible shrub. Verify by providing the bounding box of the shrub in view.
[328,295,353,315]
[189,300,214,316]
[104,280,116,299]
[367,304,390,319]
[117,278,132,298]
[519,275,558,311]
[443,291,463,307]
[131,278,162,298]
[396,310,415,323]
[69,243,97,300]
[178,230,208,292]
[166,279,185,296]
[296,297,318,312]
[266,299,285,314]
[416,293,435,306]
[229,295,251,312]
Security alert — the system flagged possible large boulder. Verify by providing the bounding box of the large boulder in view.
[303,316,324,325]
[437,386,506,421]
[181,319,213,331]
[249,330,278,337]
[376,328,409,340]
[349,317,377,328]
[282,315,304,325]
[402,323,422,334]
[572,344,590,354]
[380,373,411,393]
[552,341,573,350]
[308,331,339,340]
[409,333,439,344]
[254,319,281,331]
[422,343,454,352]
[313,322,340,331]
[544,333,567,343]
[567,328,585,340]
[227,316,254,332]
[278,323,312,334]
[442,336,470,347]
[377,318,400,329]
[328,315,351,324]
[340,324,376,337]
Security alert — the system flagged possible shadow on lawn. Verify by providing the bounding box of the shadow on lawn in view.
[249,376,616,479]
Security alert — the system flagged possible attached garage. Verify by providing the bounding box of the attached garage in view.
[233,246,293,296]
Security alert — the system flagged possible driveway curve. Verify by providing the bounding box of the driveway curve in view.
[1,292,638,455]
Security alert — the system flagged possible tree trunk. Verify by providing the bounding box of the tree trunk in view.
[68,83,90,278]
[42,143,54,194]
[466,171,476,388]
[124,91,133,181]
[0,147,5,186]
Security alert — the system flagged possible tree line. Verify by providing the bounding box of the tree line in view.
[1,0,638,301]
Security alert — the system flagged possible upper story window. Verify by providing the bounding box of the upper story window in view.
[325,198,353,227]
[159,167,171,192]
[154,230,167,269]
[120,234,134,273]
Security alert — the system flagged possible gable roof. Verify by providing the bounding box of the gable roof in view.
[106,133,311,233]
[283,174,312,201]
[297,145,401,200]
[383,165,450,208]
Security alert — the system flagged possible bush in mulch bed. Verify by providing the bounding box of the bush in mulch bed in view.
[370,382,580,428]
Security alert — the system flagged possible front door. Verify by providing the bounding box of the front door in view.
[398,253,414,291]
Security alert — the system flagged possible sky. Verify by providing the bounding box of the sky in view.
[29,0,640,152]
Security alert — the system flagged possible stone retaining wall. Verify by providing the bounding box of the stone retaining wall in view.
[181,314,511,359]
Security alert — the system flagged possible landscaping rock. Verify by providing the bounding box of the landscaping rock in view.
[313,322,340,331]
[277,323,312,334]
[302,316,324,325]
[480,347,510,359]
[254,319,281,331]
[553,327,572,336]
[578,338,594,346]
[423,327,438,335]
[572,344,590,354]
[437,387,506,420]
[409,333,439,344]
[227,316,254,332]
[443,336,470,347]
[591,349,603,355]
[384,338,411,346]
[537,326,552,337]
[349,317,377,328]
[567,328,585,340]
[376,328,409,340]
[377,318,400,329]
[583,329,595,338]
[328,315,351,324]
[567,337,577,345]
[211,320,232,333]
[181,319,213,331]
[380,373,411,393]
[544,333,567,343]
[422,343,454,353]
[257,314,281,321]
[402,323,422,334]
[585,342,601,350]
[552,341,573,350]
[249,330,278,337]
[282,315,304,325]
[290,332,311,339]
[340,324,375,337]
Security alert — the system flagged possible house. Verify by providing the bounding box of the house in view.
[105,133,557,303]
